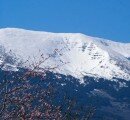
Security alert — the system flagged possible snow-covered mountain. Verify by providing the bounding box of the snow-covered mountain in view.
[0,28,130,80]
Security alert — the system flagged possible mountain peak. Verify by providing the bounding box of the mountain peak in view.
[0,28,130,81]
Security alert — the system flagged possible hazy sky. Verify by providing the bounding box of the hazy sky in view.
[0,0,130,42]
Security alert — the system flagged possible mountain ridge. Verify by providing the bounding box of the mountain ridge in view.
[0,28,130,81]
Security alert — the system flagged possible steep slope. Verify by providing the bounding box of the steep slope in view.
[0,28,130,80]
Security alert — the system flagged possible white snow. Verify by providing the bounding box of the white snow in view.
[0,28,130,81]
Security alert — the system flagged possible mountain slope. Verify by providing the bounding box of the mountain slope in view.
[0,28,130,80]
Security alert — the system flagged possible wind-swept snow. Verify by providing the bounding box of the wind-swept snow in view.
[0,28,130,80]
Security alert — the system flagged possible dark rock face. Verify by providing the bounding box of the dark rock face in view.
[0,69,130,120]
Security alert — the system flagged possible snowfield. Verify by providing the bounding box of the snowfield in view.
[0,28,130,80]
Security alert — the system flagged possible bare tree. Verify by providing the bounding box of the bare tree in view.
[0,49,95,120]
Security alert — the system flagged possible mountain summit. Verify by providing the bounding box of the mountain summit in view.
[0,28,130,80]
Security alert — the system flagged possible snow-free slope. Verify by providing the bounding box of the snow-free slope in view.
[0,28,130,80]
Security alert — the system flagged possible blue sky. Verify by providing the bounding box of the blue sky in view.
[0,0,130,42]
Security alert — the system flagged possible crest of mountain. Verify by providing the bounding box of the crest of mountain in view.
[0,28,130,81]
